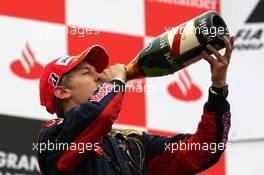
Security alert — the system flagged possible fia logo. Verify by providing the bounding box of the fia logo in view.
[10,43,44,79]
[246,0,264,23]
[235,0,264,50]
[167,69,202,101]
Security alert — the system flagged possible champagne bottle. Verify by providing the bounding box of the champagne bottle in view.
[126,11,230,80]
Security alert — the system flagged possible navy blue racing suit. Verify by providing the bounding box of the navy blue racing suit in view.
[37,79,231,175]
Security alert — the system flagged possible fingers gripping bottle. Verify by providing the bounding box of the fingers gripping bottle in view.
[126,11,230,80]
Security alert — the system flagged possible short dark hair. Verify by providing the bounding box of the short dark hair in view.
[54,73,72,118]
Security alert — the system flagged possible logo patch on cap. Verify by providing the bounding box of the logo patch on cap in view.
[55,56,73,66]
[48,73,60,87]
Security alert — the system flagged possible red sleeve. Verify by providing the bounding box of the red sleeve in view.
[146,87,231,175]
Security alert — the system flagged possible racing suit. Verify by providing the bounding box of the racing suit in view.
[37,79,231,175]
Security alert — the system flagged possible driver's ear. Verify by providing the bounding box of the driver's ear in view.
[54,86,71,100]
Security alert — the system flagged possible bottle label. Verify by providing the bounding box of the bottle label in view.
[137,33,181,77]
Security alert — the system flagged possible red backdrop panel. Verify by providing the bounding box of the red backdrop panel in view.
[145,0,220,37]
[0,0,65,23]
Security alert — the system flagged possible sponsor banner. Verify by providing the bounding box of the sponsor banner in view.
[0,1,233,174]
[221,0,264,140]
[0,0,65,23]
[145,0,220,36]
[67,28,146,127]
[0,114,44,175]
[66,0,145,36]
[0,16,67,120]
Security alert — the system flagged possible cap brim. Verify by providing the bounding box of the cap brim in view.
[65,45,109,74]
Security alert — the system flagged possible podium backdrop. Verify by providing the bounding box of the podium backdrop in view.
[1,0,264,175]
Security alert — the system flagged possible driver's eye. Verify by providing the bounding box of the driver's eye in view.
[83,71,89,75]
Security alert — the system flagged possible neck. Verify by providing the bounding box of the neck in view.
[63,100,78,114]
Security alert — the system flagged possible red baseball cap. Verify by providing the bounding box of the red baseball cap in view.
[39,45,109,114]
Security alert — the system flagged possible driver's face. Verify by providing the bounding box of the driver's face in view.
[65,61,100,105]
